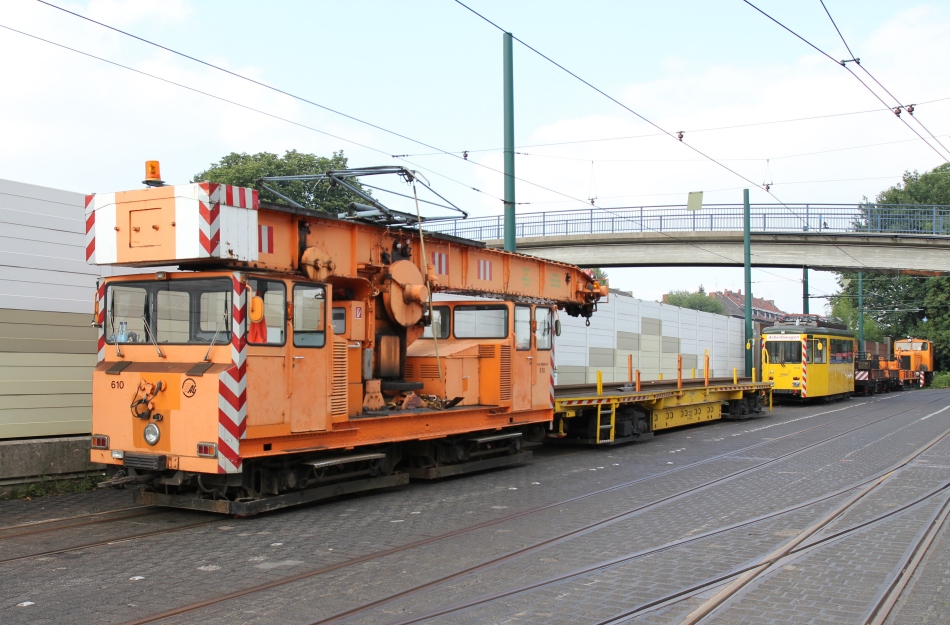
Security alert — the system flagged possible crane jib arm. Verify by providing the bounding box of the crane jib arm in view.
[85,182,606,316]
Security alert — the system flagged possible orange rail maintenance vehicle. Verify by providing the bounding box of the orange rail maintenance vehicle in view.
[895,337,935,387]
[87,164,606,514]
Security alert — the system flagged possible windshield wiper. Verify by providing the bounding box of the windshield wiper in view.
[204,313,227,362]
[141,315,165,358]
[110,302,123,357]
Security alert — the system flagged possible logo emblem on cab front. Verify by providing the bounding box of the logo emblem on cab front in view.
[182,378,197,398]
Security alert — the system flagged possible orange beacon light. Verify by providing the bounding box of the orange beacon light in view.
[143,160,164,187]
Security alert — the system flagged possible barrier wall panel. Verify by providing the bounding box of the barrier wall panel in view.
[556,291,745,384]
[0,178,139,438]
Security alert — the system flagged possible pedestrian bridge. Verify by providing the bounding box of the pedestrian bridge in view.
[427,203,950,273]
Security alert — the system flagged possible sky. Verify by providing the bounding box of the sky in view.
[1,0,948,314]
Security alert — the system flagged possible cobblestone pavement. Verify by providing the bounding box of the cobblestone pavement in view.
[1,390,948,625]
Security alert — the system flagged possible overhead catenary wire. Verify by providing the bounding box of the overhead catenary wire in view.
[3,20,817,287]
[393,96,950,158]
[453,0,774,194]
[453,0,870,271]
[741,0,950,163]
[0,25,509,212]
[9,13,930,290]
[25,3,873,288]
[32,0,684,214]
[818,0,950,158]
[496,134,948,166]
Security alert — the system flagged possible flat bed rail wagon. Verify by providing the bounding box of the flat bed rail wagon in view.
[549,376,773,445]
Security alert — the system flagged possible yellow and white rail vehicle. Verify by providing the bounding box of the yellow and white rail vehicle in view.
[763,315,855,401]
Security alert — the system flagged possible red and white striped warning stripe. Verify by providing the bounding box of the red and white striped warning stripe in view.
[217,273,247,474]
[431,251,449,275]
[549,339,556,409]
[477,258,493,281]
[197,183,260,258]
[84,195,96,263]
[801,337,808,398]
[198,198,220,257]
[258,224,274,254]
[855,370,869,381]
[919,371,925,388]
[95,281,105,362]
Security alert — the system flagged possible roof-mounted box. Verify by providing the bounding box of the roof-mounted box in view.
[84,182,259,266]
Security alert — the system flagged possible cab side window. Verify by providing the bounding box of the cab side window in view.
[293,284,326,347]
[808,339,827,364]
[535,307,553,351]
[515,306,531,351]
[248,279,286,345]
[332,307,346,336]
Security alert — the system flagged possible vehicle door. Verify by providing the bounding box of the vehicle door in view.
[245,278,289,428]
[512,305,533,411]
[532,307,554,409]
[290,283,330,432]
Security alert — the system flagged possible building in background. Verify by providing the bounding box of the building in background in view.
[711,289,786,325]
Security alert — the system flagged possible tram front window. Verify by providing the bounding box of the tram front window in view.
[766,340,802,364]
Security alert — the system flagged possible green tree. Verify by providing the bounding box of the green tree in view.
[193,150,365,213]
[829,282,884,343]
[834,163,950,368]
[860,163,950,234]
[664,287,725,315]
[590,268,609,282]
[831,273,950,369]
[876,163,950,205]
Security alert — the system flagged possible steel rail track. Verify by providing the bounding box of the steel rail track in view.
[862,494,950,625]
[0,517,220,565]
[359,396,950,625]
[675,407,950,625]
[112,394,941,625]
[0,505,156,533]
[0,506,161,540]
[407,480,950,625]
[593,481,950,625]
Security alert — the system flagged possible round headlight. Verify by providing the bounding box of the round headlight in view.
[144,423,160,446]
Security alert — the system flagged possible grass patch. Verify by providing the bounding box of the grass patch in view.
[931,372,950,389]
[1,474,103,501]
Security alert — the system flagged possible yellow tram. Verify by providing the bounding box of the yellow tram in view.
[763,315,855,401]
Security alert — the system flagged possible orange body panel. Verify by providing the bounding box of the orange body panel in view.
[92,274,561,471]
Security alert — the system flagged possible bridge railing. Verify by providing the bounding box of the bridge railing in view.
[427,204,950,240]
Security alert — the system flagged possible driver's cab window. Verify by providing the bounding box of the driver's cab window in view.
[515,306,531,351]
[422,306,450,339]
[293,284,326,347]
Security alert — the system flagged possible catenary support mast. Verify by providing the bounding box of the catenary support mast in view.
[802,266,809,314]
[503,32,516,252]
[743,189,752,377]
